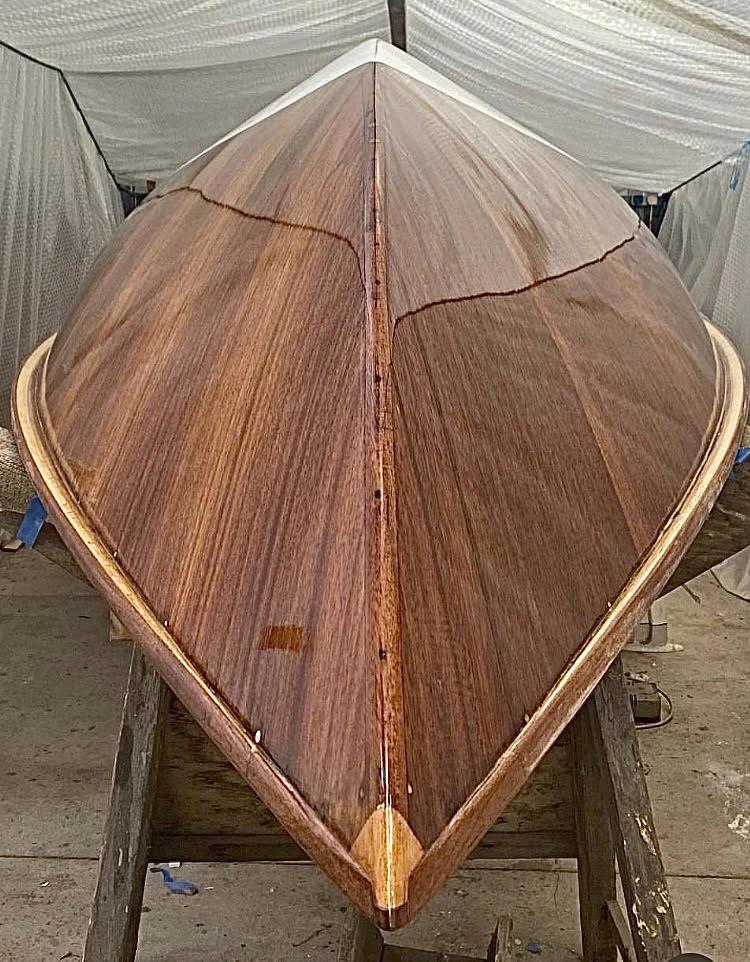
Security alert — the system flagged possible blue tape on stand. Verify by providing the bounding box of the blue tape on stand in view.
[154,867,199,896]
[16,495,48,547]
[735,446,750,465]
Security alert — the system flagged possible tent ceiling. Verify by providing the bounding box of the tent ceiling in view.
[0,0,390,71]
[410,1,750,191]
[1,2,392,183]
[1,0,749,190]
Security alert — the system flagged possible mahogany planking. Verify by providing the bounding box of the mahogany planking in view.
[376,65,639,319]
[45,68,381,849]
[392,233,718,847]
[393,292,637,846]
[12,46,747,927]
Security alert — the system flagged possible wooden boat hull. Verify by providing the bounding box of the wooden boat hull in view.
[12,40,747,928]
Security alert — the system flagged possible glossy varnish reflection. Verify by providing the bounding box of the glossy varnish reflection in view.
[13,53,746,927]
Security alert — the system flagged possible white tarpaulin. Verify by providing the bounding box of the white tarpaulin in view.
[661,145,750,366]
[661,145,750,598]
[0,46,121,423]
[409,0,750,192]
[1,2,392,183]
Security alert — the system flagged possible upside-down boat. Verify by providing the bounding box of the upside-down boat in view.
[12,40,746,928]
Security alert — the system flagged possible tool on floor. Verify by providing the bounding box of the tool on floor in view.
[627,607,683,654]
[625,672,674,729]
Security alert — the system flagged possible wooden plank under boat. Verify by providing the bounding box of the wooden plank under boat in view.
[11,40,747,929]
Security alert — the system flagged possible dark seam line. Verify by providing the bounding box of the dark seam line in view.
[393,220,643,330]
[156,184,366,291]
[1,39,120,190]
[157,183,639,323]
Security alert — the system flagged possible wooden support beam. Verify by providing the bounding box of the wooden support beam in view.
[587,657,681,962]
[607,899,636,961]
[109,611,131,643]
[388,0,406,50]
[379,917,514,962]
[383,948,481,962]
[83,647,168,962]
[337,907,384,962]
[487,917,514,961]
[571,686,619,962]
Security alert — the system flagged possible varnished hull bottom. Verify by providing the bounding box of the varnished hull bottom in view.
[13,323,746,928]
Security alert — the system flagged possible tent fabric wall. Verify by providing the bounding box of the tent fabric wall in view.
[0,1,392,183]
[660,156,740,317]
[66,47,386,184]
[0,46,122,424]
[661,145,750,366]
[0,0,390,70]
[660,147,750,598]
[408,0,750,192]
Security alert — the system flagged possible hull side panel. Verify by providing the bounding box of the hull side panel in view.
[392,239,719,846]
[376,65,638,320]
[393,290,639,845]
[392,322,743,925]
[40,70,381,849]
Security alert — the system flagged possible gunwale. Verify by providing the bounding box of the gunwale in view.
[13,321,746,927]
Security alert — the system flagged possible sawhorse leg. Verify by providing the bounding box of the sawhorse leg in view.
[336,909,515,961]
[572,656,681,962]
[86,648,685,962]
[84,646,168,962]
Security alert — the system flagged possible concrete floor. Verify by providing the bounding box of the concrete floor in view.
[0,548,748,961]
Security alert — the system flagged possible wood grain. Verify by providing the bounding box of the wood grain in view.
[46,67,379,849]
[152,695,574,844]
[83,647,168,962]
[12,55,746,927]
[571,676,620,962]
[392,230,718,847]
[582,659,681,961]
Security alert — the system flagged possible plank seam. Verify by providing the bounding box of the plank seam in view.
[153,184,366,291]
[393,221,643,329]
